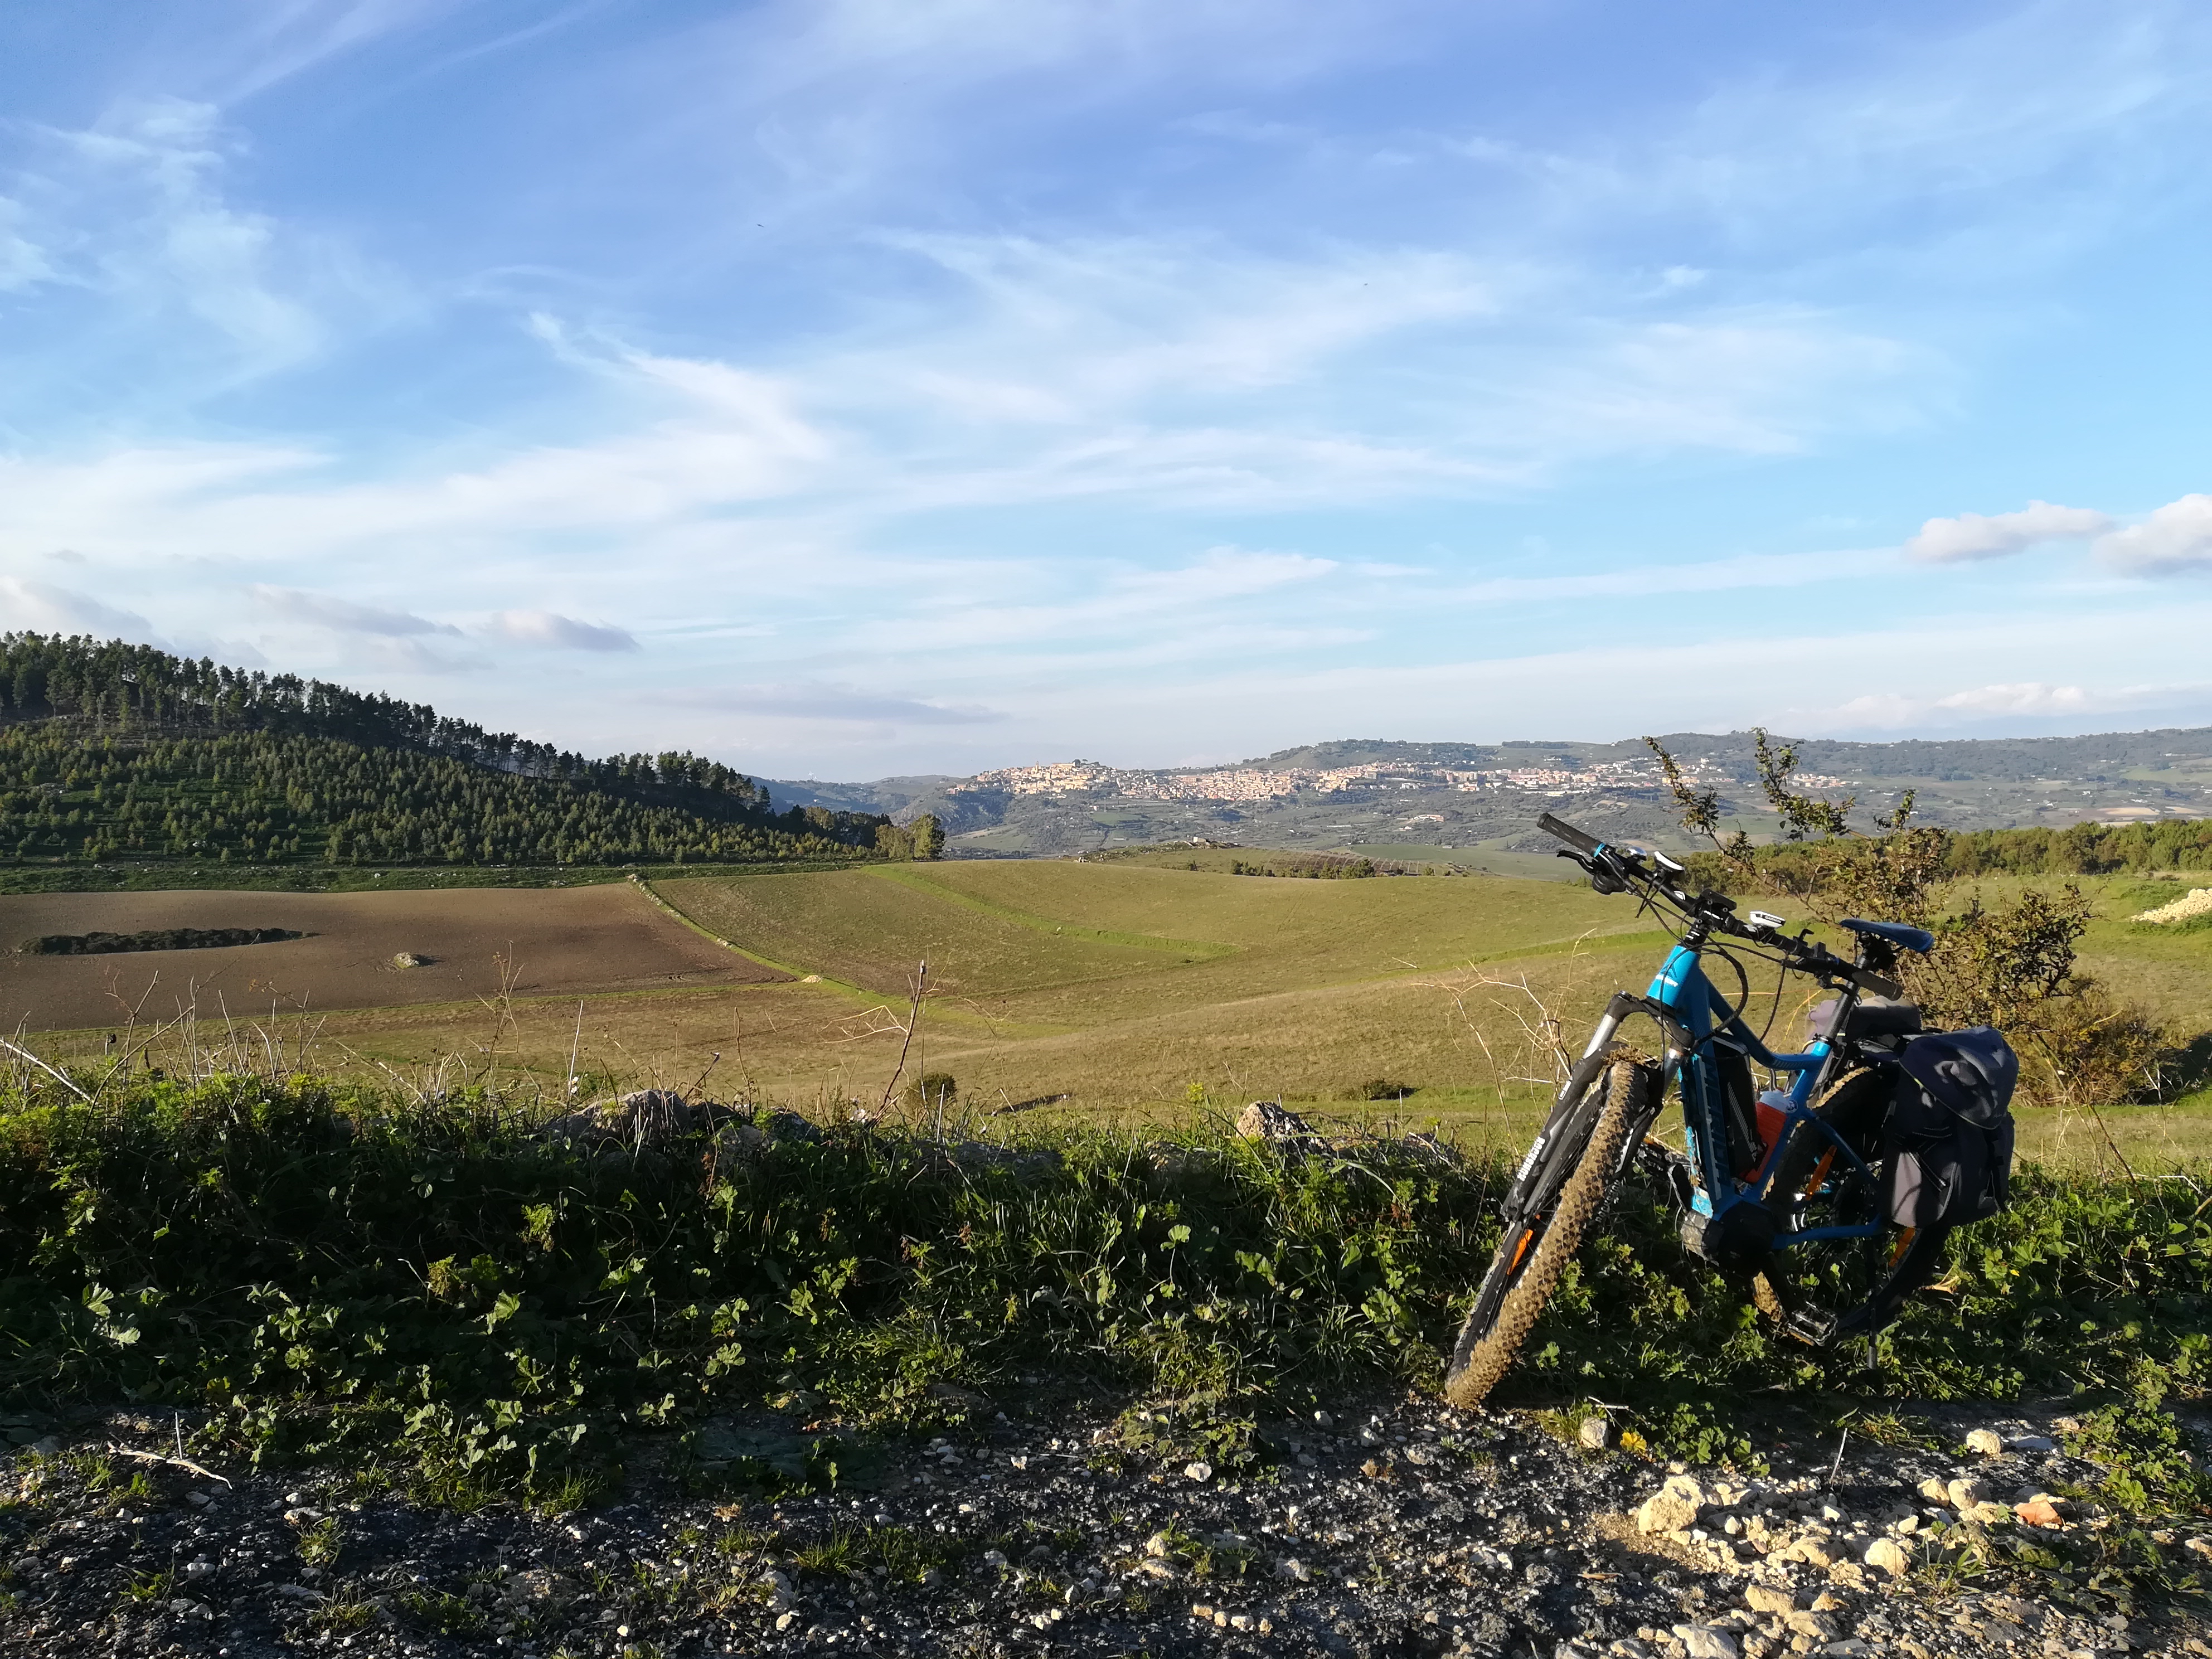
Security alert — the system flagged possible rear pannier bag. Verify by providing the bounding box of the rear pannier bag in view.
[1884,1027,2019,1229]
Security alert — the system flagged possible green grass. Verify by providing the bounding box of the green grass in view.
[631,860,1680,1118]
[659,857,1651,1015]
[658,865,1220,998]
[25,856,2209,1164]
[0,1069,2204,1613]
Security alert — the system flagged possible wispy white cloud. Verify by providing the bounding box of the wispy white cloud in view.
[0,576,159,641]
[74,100,324,364]
[659,681,1005,726]
[1440,1,2206,277]
[876,231,1497,404]
[1809,677,2212,735]
[0,99,403,429]
[1447,549,1862,605]
[1828,682,2111,727]
[1906,500,2113,564]
[0,197,54,293]
[253,585,458,636]
[2095,492,2212,575]
[835,546,1336,656]
[488,609,639,652]
[87,0,478,107]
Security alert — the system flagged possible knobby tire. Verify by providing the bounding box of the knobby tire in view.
[1753,1066,1954,1343]
[1443,1057,1650,1409]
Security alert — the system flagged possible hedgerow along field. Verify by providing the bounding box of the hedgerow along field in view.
[1,1071,2207,1610]
[25,856,2210,1167]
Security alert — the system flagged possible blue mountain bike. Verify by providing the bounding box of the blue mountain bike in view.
[1443,813,1944,1409]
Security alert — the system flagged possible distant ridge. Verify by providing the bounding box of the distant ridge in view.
[768,727,2212,858]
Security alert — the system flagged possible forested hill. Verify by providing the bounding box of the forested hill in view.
[0,633,900,871]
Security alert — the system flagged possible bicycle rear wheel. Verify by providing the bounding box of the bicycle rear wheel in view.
[1753,1068,1953,1345]
[1443,1056,1655,1409]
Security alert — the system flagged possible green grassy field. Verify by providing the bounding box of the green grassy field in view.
[41,853,2201,1168]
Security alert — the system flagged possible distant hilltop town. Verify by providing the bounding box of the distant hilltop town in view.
[764,727,2212,858]
[944,754,1850,804]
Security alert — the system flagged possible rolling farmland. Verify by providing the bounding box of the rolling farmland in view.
[18,858,2208,1166]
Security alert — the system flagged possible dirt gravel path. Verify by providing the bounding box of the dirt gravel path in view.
[3,1391,2201,1659]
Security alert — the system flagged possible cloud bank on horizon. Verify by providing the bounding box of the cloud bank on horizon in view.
[2,0,2211,777]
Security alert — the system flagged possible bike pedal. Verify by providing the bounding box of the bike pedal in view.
[1784,1307,1839,1348]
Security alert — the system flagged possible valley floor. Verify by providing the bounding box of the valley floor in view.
[9,859,2210,1167]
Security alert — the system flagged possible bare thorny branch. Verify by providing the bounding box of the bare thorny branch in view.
[1434,966,1578,1103]
[876,960,930,1125]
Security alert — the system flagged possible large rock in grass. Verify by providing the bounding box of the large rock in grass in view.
[1237,1100,1320,1146]
[541,1089,719,1149]
[712,1109,822,1161]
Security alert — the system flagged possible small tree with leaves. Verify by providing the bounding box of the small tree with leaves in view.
[1647,729,2166,1117]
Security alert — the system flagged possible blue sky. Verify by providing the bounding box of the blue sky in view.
[3,1,2211,779]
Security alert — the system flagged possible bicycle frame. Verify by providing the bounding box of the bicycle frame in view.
[1571,935,1885,1252]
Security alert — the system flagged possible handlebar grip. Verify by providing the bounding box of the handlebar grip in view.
[1536,813,1603,856]
[1852,967,1904,1000]
[1786,941,1903,1001]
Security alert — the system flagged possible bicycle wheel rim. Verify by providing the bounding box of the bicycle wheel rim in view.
[1766,1138,1948,1338]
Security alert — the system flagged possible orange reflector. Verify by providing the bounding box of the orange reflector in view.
[1508,1221,1541,1275]
[1801,1149,1835,1199]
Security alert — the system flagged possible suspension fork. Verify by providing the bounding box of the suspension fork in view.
[1504,992,1675,1220]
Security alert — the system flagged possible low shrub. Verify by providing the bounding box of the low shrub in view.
[0,1074,2204,1522]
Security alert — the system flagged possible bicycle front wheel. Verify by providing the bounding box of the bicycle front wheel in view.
[1443,1056,1653,1409]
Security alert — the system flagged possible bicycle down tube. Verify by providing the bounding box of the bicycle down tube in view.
[1640,936,1884,1249]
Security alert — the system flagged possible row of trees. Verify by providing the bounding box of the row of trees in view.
[1686,813,2212,892]
[1228,855,1378,878]
[1942,818,2212,875]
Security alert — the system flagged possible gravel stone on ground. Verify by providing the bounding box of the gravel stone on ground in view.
[2,1394,2205,1659]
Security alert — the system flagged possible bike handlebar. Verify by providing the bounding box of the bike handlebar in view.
[1772,933,1902,1000]
[1536,812,1603,856]
[1537,812,1906,1000]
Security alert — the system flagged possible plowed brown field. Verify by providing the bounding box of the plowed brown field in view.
[0,882,782,1031]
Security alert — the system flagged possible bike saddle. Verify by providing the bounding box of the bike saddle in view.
[1840,918,1934,955]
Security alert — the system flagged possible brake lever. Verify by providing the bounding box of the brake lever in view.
[1556,847,1631,895]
